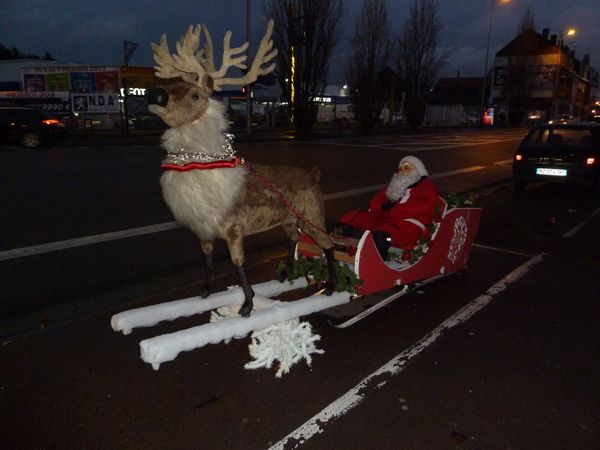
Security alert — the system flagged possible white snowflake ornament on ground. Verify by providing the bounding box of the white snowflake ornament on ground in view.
[244,319,324,377]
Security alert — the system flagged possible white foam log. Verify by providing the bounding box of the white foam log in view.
[139,291,351,369]
[111,278,308,334]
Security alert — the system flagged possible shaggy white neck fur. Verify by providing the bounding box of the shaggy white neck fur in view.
[159,98,247,240]
[161,99,229,155]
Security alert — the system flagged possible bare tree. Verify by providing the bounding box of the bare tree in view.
[264,0,343,135]
[396,0,447,129]
[347,0,394,132]
[518,6,535,33]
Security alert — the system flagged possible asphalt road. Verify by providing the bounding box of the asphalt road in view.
[1,129,525,326]
[1,129,599,449]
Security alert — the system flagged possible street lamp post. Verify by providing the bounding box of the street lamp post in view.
[479,0,509,126]
[552,28,576,118]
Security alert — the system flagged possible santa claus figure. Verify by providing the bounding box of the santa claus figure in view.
[338,156,439,258]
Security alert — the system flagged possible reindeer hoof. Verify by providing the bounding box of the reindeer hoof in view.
[322,281,335,296]
[277,270,289,283]
[200,286,212,298]
[238,304,253,317]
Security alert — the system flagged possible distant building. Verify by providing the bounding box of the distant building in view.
[427,76,484,126]
[0,59,284,129]
[488,27,599,122]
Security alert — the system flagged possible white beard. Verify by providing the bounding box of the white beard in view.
[385,170,422,201]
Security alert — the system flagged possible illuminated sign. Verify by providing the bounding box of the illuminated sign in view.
[119,87,147,96]
[71,94,119,113]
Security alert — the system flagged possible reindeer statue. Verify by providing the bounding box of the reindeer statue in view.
[146,20,337,317]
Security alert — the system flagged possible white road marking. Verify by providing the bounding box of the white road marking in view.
[494,159,513,165]
[322,166,485,201]
[563,206,600,238]
[268,253,545,450]
[0,222,179,261]
[308,136,522,152]
[472,243,535,257]
[0,165,484,260]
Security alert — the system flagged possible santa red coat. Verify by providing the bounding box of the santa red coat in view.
[339,177,439,250]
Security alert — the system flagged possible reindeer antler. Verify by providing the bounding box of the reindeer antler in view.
[197,25,249,81]
[151,20,278,91]
[212,19,278,91]
[151,25,206,85]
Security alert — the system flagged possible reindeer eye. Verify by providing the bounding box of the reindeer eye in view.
[192,94,199,101]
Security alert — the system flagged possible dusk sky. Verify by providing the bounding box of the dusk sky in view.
[1,0,599,84]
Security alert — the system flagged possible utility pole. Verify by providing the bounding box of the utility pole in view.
[246,0,252,136]
[479,0,495,126]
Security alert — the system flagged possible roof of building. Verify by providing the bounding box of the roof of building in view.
[496,28,557,57]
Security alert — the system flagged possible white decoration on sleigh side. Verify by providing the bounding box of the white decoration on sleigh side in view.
[244,319,324,377]
[447,216,468,263]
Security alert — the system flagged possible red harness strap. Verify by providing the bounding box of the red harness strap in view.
[161,157,242,172]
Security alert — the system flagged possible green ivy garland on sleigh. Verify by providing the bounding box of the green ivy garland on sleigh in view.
[277,257,363,294]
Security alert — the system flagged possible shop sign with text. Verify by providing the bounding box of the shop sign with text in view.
[71,94,119,113]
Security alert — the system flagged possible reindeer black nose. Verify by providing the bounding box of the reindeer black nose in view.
[147,87,169,107]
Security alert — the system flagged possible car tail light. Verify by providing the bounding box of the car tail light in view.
[515,154,523,161]
[42,119,66,128]
[585,156,596,166]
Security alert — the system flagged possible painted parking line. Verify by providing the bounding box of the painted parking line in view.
[268,253,545,450]
[563,206,600,238]
[308,137,522,152]
[0,166,485,261]
[323,166,485,201]
[0,222,180,261]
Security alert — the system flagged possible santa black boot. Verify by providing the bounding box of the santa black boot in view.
[337,223,356,237]
[372,231,391,260]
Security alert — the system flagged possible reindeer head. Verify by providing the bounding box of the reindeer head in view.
[147,20,278,128]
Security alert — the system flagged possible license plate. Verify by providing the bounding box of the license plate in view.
[536,168,567,176]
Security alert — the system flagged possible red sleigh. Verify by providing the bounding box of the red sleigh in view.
[296,197,482,325]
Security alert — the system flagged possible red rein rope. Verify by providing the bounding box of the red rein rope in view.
[245,163,329,236]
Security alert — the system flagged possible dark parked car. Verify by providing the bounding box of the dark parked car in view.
[513,122,600,194]
[0,107,68,148]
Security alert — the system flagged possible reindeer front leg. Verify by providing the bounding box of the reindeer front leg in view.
[200,241,215,298]
[225,225,255,317]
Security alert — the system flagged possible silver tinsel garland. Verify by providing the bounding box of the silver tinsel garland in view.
[162,132,237,166]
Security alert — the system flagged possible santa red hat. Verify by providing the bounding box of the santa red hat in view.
[399,156,428,177]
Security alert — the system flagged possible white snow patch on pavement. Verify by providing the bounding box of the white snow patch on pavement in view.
[245,319,324,377]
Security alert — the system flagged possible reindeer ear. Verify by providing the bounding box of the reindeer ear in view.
[202,74,214,94]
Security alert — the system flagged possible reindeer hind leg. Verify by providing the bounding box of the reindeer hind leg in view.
[279,223,300,282]
[200,241,215,298]
[301,221,338,296]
